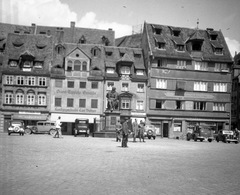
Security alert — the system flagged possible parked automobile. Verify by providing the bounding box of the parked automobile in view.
[215,130,239,144]
[187,126,214,142]
[8,120,25,136]
[145,125,156,139]
[74,118,90,137]
[25,121,56,135]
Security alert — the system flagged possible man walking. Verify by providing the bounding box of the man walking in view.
[132,119,139,142]
[122,119,130,147]
[54,116,63,138]
[115,120,122,142]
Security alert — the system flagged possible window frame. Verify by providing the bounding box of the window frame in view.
[156,79,167,89]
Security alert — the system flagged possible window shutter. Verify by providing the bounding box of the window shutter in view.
[150,99,156,109]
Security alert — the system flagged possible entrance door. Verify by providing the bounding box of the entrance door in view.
[163,123,169,137]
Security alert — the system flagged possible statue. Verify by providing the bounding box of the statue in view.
[106,87,119,112]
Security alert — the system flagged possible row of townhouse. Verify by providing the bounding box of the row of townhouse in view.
[0,21,233,138]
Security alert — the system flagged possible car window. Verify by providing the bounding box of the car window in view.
[38,122,44,126]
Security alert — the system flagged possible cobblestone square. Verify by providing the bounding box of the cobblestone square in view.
[0,133,240,195]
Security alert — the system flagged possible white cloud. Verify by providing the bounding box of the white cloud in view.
[225,37,240,57]
[1,0,131,38]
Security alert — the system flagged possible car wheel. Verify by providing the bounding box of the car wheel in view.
[8,132,11,135]
[49,129,56,136]
[235,141,239,144]
[25,129,32,135]
[194,136,197,142]
[148,136,151,139]
[228,141,230,143]
[216,137,219,142]
[200,139,203,142]
[153,136,156,140]
[208,139,212,142]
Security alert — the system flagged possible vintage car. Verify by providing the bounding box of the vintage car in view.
[145,125,156,139]
[215,130,239,144]
[187,126,214,142]
[25,121,56,135]
[74,118,90,137]
[8,120,25,136]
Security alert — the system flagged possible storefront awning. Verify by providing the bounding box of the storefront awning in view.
[13,114,48,121]
[51,113,100,123]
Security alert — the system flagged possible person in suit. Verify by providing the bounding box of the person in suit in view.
[139,120,145,142]
[115,120,122,142]
[132,119,139,142]
[122,119,130,147]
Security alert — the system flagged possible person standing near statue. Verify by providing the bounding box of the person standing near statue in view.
[139,120,145,142]
[106,87,119,112]
[122,119,130,147]
[115,119,122,142]
[132,119,139,142]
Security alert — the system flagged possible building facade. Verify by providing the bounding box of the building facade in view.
[1,33,53,132]
[141,22,233,138]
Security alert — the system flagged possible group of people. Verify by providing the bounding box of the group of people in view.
[115,118,146,148]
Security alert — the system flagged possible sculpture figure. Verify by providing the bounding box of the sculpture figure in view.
[106,87,119,111]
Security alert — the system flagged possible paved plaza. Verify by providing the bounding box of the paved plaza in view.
[0,133,240,195]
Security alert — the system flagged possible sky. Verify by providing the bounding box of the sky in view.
[1,0,240,57]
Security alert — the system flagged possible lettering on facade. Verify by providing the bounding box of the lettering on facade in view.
[56,90,97,95]
[55,107,97,113]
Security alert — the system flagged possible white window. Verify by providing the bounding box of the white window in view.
[23,61,31,67]
[16,93,24,104]
[38,77,46,86]
[213,83,227,92]
[136,70,144,75]
[27,77,35,86]
[16,76,24,85]
[121,99,130,109]
[137,84,144,92]
[177,60,186,69]
[194,82,208,91]
[213,103,225,111]
[121,83,129,91]
[194,61,208,71]
[27,94,35,105]
[38,94,46,105]
[156,79,167,89]
[6,76,14,84]
[34,62,43,69]
[136,100,144,110]
[107,82,114,91]
[5,93,13,104]
[9,61,17,67]
[106,68,114,74]
[121,66,130,74]
[214,63,228,72]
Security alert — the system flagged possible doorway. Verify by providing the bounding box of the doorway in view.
[163,123,169,137]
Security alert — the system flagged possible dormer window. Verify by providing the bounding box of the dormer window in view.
[105,51,112,56]
[56,45,64,55]
[136,70,144,75]
[23,61,32,67]
[91,47,100,57]
[39,31,46,34]
[79,35,86,44]
[155,28,162,35]
[134,53,141,58]
[215,48,223,55]
[34,61,43,69]
[14,31,20,34]
[120,52,125,57]
[9,60,18,67]
[210,34,218,40]
[177,44,184,51]
[157,42,165,49]
[121,66,130,75]
[106,68,114,74]
[173,30,180,37]
[192,41,202,51]
[67,60,73,71]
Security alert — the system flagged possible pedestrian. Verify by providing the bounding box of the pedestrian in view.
[132,119,139,142]
[234,127,239,141]
[54,116,63,138]
[115,120,122,142]
[122,119,130,147]
[139,120,145,142]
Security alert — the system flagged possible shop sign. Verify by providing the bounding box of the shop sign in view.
[56,90,97,95]
[55,107,97,113]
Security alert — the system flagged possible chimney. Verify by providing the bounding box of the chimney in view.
[56,27,64,43]
[70,21,75,43]
[31,23,37,34]
[70,21,75,28]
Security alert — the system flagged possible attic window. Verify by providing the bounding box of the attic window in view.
[79,36,86,44]
[34,61,43,69]
[92,48,99,57]
[67,60,73,71]
[136,70,144,75]
[24,31,30,34]
[215,48,223,55]
[173,30,180,37]
[210,34,218,40]
[134,53,141,58]
[36,44,46,49]
[14,31,20,34]
[120,52,125,57]
[105,51,112,56]
[56,45,64,54]
[192,41,202,51]
[39,31,46,34]
[9,60,18,67]
[176,44,184,51]
[155,28,162,35]
[157,42,165,49]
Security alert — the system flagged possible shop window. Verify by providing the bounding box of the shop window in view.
[174,121,182,132]
[55,98,62,107]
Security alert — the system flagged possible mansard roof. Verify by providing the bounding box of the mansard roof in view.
[144,22,233,62]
